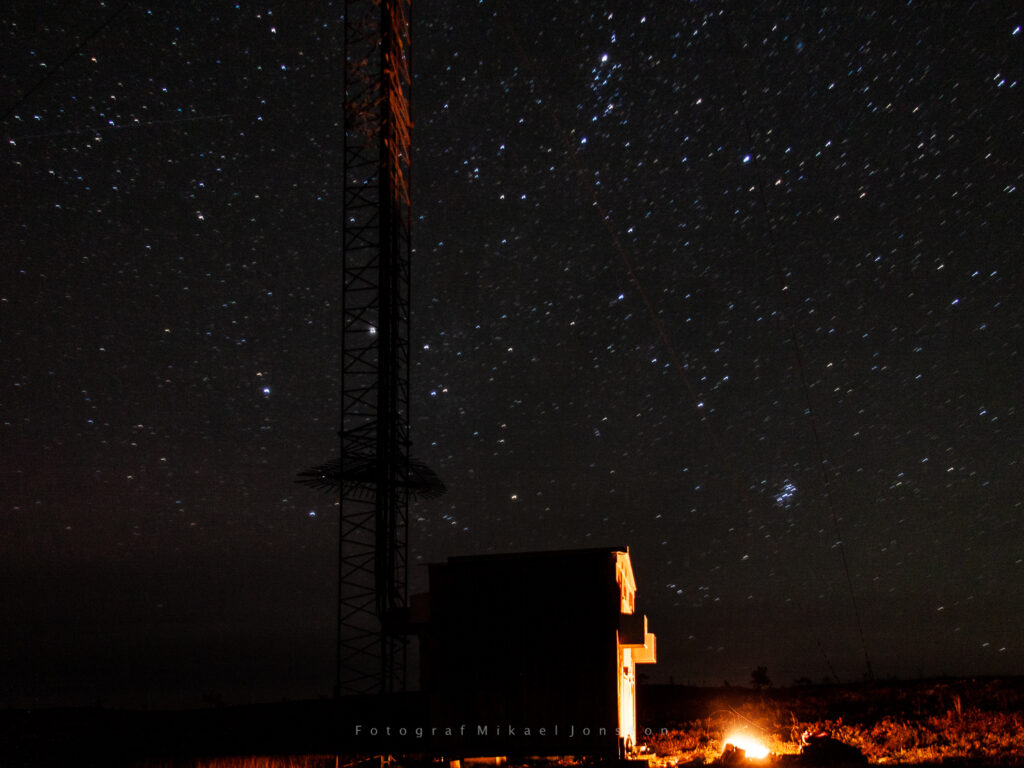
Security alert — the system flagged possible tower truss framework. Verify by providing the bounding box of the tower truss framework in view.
[336,0,413,696]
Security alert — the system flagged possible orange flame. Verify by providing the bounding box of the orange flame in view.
[725,734,770,759]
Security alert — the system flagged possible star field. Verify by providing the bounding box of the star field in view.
[1,2,1021,707]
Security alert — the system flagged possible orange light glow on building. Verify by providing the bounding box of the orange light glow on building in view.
[615,550,657,752]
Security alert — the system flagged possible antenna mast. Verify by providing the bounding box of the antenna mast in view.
[299,0,414,697]
[299,0,441,697]
[337,0,412,696]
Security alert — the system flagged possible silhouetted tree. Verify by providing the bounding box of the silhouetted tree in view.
[750,666,772,690]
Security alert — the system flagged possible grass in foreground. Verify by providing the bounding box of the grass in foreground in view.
[642,679,1024,764]
[134,757,339,768]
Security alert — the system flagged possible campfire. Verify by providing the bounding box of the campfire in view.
[716,729,867,766]
[723,734,771,760]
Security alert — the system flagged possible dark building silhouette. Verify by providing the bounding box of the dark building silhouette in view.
[414,546,656,758]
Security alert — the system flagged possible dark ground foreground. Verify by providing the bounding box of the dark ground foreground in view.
[639,677,1024,766]
[2,678,1023,767]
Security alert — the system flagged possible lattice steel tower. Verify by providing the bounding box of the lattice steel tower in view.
[300,0,441,697]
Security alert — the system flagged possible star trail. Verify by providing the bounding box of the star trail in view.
[2,1,1021,707]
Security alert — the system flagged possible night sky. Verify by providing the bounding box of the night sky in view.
[2,2,1022,709]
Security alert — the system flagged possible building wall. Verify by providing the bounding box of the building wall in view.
[421,549,630,757]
